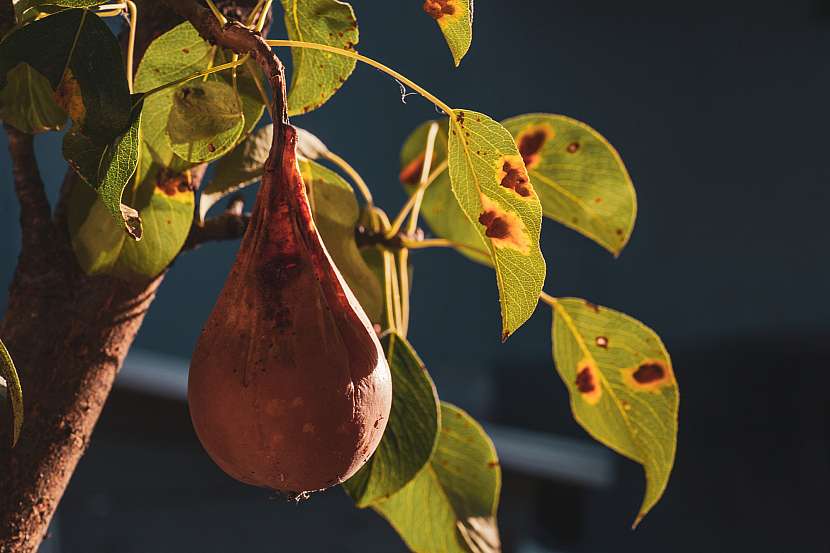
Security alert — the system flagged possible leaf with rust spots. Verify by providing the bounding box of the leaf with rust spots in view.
[0,9,130,143]
[344,333,439,507]
[67,142,195,281]
[280,0,358,116]
[63,102,144,240]
[503,114,637,256]
[373,402,501,553]
[0,63,66,133]
[447,109,546,339]
[551,297,678,526]
[423,0,474,66]
[0,338,23,447]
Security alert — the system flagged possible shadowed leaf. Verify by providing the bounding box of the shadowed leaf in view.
[344,333,440,506]
[551,297,678,526]
[0,63,66,133]
[374,402,501,553]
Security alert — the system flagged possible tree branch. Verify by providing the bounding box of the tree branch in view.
[184,196,250,250]
[4,124,58,261]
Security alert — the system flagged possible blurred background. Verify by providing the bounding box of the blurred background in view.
[2,0,829,551]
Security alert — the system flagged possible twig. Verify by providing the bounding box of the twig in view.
[184,196,250,250]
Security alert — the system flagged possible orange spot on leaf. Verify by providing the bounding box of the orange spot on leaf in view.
[516,124,555,169]
[399,152,426,186]
[575,359,601,405]
[423,0,456,19]
[496,155,534,198]
[623,359,674,392]
[477,195,531,254]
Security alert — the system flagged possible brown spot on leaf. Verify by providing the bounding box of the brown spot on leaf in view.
[516,124,555,169]
[575,359,601,404]
[182,47,190,54]
[633,363,665,383]
[595,336,608,348]
[423,0,456,19]
[623,359,673,392]
[54,70,86,124]
[156,168,194,196]
[497,155,534,198]
[477,195,532,254]
[207,143,216,153]
[487,461,500,468]
[399,152,426,185]
[456,110,465,125]
[567,142,580,153]
[585,301,600,313]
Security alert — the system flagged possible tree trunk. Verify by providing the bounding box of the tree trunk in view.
[0,2,263,549]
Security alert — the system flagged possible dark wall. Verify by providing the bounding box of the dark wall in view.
[1,1,828,551]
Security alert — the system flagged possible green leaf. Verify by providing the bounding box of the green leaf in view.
[344,333,440,507]
[200,123,273,221]
[0,8,131,143]
[399,119,490,266]
[166,79,244,163]
[0,63,66,133]
[0,338,23,447]
[447,110,546,340]
[374,402,501,553]
[133,21,213,171]
[550,297,678,526]
[280,0,358,115]
[67,143,195,280]
[63,103,143,239]
[423,0,473,66]
[502,114,636,255]
[300,158,383,322]
[213,52,266,138]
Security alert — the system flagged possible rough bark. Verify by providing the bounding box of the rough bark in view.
[0,2,264,550]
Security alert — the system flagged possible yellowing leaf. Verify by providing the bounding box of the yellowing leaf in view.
[423,0,473,66]
[344,333,440,507]
[67,142,194,281]
[447,110,546,339]
[502,114,636,255]
[374,402,501,553]
[280,0,358,115]
[0,338,23,447]
[550,297,678,526]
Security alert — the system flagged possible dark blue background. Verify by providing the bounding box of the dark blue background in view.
[2,1,829,551]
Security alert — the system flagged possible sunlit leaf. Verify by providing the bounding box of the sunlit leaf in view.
[502,114,636,255]
[551,297,678,526]
[63,103,143,239]
[0,338,23,447]
[374,402,501,553]
[166,79,244,163]
[200,123,273,221]
[0,8,130,142]
[423,0,473,66]
[295,126,330,160]
[0,63,66,133]
[280,0,358,115]
[67,142,195,280]
[344,333,440,506]
[399,119,489,265]
[28,0,108,6]
[300,158,383,322]
[213,50,266,137]
[447,109,546,339]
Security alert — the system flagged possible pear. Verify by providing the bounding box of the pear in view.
[188,123,392,494]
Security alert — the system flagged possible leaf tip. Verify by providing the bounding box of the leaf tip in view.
[120,204,143,241]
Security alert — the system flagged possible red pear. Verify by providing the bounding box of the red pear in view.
[188,123,392,494]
